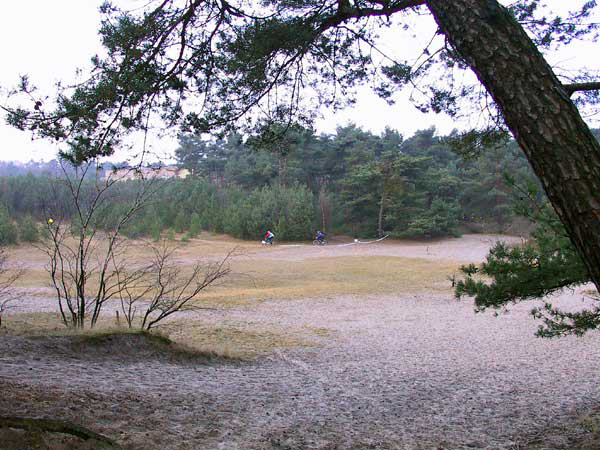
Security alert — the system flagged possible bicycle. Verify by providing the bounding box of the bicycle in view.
[312,239,327,246]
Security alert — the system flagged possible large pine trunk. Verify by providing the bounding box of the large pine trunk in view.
[426,0,600,292]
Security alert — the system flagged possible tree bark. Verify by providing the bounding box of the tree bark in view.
[378,184,388,238]
[319,187,328,231]
[426,0,600,292]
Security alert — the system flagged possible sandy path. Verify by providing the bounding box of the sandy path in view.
[247,234,523,263]
[1,235,599,449]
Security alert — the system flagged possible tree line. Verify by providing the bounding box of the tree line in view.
[0,125,555,244]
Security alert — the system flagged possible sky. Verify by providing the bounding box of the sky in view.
[0,1,598,163]
[0,2,102,162]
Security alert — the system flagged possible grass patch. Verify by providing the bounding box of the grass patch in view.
[579,414,600,433]
[158,320,326,358]
[1,315,247,361]
[195,255,457,307]
[76,329,243,362]
[0,312,68,336]
[302,326,334,337]
[1,312,316,359]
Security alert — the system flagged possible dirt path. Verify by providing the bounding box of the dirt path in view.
[247,233,523,263]
[1,235,599,449]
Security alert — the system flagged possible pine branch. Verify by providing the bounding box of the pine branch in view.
[564,81,600,96]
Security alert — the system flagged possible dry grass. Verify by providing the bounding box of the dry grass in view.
[0,313,153,338]
[158,320,325,358]
[76,329,246,362]
[0,312,326,359]
[0,312,68,336]
[184,254,457,309]
[579,414,600,433]
[9,236,457,302]
[14,255,455,304]
[3,234,459,356]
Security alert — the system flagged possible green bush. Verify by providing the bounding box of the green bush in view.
[222,184,314,240]
[150,221,162,241]
[0,207,18,245]
[174,210,189,233]
[18,216,39,242]
[189,213,202,237]
[398,198,461,238]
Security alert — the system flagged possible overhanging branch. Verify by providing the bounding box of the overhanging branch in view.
[563,81,600,97]
[319,0,425,31]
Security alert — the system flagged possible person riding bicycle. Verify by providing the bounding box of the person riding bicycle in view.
[315,230,326,244]
[264,230,275,244]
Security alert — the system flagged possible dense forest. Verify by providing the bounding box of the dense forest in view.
[1,125,590,245]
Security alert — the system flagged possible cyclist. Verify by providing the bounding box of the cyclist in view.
[264,230,275,245]
[315,230,326,244]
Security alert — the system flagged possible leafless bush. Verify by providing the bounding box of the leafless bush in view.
[0,247,24,327]
[35,158,232,330]
[116,240,234,330]
[39,160,160,328]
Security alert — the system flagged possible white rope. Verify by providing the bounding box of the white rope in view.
[356,234,389,244]
[334,235,389,247]
[261,235,389,247]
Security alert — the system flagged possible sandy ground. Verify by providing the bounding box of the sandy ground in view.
[242,234,525,263]
[1,235,600,449]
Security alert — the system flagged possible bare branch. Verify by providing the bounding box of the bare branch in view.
[0,248,24,327]
[140,242,235,330]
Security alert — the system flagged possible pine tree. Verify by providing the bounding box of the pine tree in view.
[455,180,593,337]
[0,207,18,245]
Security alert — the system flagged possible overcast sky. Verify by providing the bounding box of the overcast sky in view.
[0,1,598,163]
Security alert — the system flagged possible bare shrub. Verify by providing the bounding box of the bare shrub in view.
[39,160,160,328]
[0,247,23,327]
[116,240,234,330]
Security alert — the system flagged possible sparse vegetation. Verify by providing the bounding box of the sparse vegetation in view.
[39,161,158,329]
[116,240,234,330]
[0,247,23,327]
[579,414,600,434]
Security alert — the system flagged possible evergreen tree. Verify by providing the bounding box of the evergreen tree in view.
[189,212,202,237]
[401,198,460,238]
[174,134,206,176]
[456,180,593,337]
[18,216,39,243]
[0,207,18,245]
[173,210,189,234]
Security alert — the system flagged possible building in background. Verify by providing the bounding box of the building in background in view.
[103,165,190,181]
